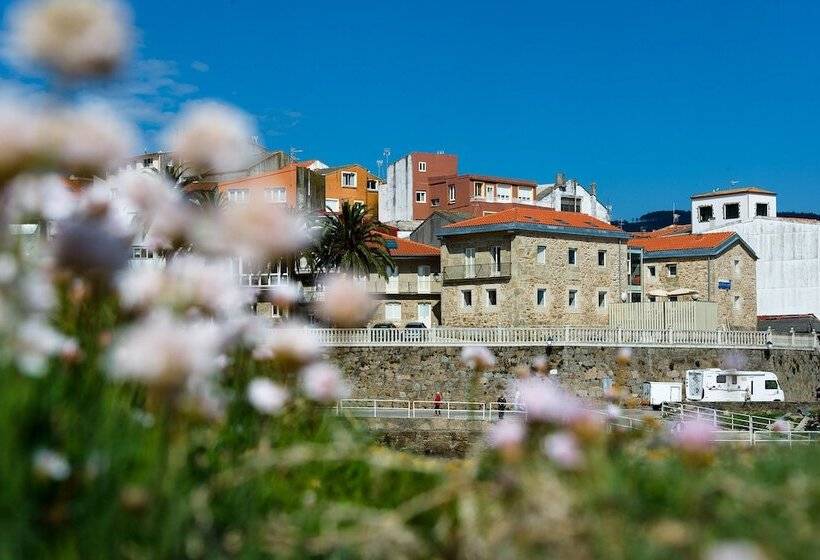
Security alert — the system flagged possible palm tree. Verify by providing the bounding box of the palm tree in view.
[158,161,201,191]
[308,201,395,280]
[186,187,226,213]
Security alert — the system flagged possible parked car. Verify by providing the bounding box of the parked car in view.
[369,322,398,342]
[371,322,397,329]
[403,322,428,342]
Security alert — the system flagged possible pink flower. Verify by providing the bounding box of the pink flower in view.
[542,432,584,470]
[247,378,288,415]
[671,420,714,452]
[487,419,526,450]
[460,346,496,371]
[771,419,790,433]
[315,275,374,328]
[519,378,585,425]
[300,363,349,403]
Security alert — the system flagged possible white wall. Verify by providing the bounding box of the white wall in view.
[712,218,820,319]
[537,180,611,222]
[378,154,413,223]
[691,193,777,234]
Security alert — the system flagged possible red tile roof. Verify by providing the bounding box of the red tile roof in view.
[376,233,440,257]
[628,231,735,252]
[443,206,623,232]
[632,224,693,238]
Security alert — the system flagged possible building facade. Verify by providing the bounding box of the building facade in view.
[379,152,459,223]
[690,187,819,321]
[628,231,758,329]
[536,173,611,222]
[216,164,325,211]
[438,207,630,327]
[425,174,539,216]
[315,163,380,216]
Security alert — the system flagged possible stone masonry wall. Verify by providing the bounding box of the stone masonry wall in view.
[329,345,820,403]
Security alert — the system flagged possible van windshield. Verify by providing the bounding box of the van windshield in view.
[716,375,726,383]
[765,380,778,390]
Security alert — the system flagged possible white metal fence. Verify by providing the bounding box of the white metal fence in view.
[308,327,818,350]
[661,402,776,432]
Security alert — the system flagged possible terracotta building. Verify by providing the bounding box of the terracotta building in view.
[216,163,325,211]
[313,163,380,217]
[380,152,459,222]
[426,174,539,216]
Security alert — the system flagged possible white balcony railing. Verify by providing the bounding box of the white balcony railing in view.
[301,326,818,351]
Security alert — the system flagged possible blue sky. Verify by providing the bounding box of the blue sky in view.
[5,0,820,219]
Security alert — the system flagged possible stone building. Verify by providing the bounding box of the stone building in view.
[438,207,631,327]
[367,235,442,327]
[628,231,758,329]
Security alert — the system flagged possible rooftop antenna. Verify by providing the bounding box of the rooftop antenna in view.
[289,147,303,161]
[383,148,391,168]
[376,158,384,177]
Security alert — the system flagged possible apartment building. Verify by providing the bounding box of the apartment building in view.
[537,172,611,222]
[425,174,539,215]
[628,231,758,329]
[690,187,820,321]
[379,152,459,223]
[314,163,380,216]
[367,235,442,327]
[438,207,630,327]
[216,163,325,211]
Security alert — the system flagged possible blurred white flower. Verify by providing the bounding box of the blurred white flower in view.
[247,377,288,415]
[144,201,197,251]
[704,540,768,560]
[15,317,76,376]
[216,203,311,261]
[519,377,585,425]
[52,101,137,174]
[32,448,71,481]
[615,346,633,365]
[166,101,255,173]
[531,355,549,373]
[315,275,373,328]
[771,419,790,433]
[605,403,622,421]
[6,0,132,78]
[487,418,525,450]
[249,322,321,368]
[108,310,225,390]
[110,169,178,216]
[460,346,496,371]
[4,173,77,221]
[267,281,301,308]
[19,269,57,313]
[0,93,44,180]
[671,420,714,453]
[300,363,349,403]
[0,253,18,284]
[542,432,583,470]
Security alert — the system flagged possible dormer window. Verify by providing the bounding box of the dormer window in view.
[724,203,740,220]
[756,203,768,216]
[698,205,714,222]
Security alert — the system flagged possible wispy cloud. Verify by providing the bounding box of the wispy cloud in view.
[191,60,209,73]
[259,108,303,138]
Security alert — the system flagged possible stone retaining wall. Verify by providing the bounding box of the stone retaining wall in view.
[329,346,820,403]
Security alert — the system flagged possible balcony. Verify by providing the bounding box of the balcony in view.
[367,279,442,295]
[443,262,512,282]
[469,195,544,206]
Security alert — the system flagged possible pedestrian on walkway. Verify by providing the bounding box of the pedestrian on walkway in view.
[497,395,507,419]
[433,391,442,416]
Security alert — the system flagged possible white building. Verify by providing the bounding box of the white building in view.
[690,187,820,320]
[536,173,611,222]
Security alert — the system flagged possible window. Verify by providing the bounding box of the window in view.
[517,187,533,202]
[486,288,498,307]
[698,205,714,222]
[142,158,153,168]
[568,248,577,265]
[367,179,378,191]
[756,203,768,217]
[597,250,607,267]
[418,161,427,172]
[560,196,581,212]
[431,198,440,207]
[536,288,546,307]
[648,265,656,277]
[537,245,547,264]
[568,289,578,310]
[716,374,727,383]
[415,191,427,203]
[385,302,401,321]
[271,305,281,318]
[724,202,740,220]
[264,187,287,204]
[473,182,484,197]
[227,189,249,203]
[448,184,456,202]
[325,198,340,212]
[496,185,512,201]
[630,292,642,303]
[733,295,741,310]
[461,289,472,308]
[666,264,677,277]
[733,258,741,274]
[765,380,778,390]
[597,290,608,309]
[465,248,475,278]
[490,246,502,274]
[341,171,357,187]
[131,247,154,259]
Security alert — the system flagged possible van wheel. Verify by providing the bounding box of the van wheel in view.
[773,399,781,402]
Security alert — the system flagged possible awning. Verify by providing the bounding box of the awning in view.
[668,288,700,297]
[647,288,669,298]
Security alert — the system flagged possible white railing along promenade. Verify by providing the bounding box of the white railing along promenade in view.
[308,326,818,351]
[662,402,777,432]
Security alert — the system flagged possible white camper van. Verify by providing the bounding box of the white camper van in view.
[642,382,683,410]
[685,369,785,402]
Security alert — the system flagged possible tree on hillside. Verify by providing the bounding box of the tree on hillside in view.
[307,201,394,280]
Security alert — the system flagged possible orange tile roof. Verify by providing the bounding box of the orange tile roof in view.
[628,231,735,252]
[376,233,440,257]
[443,206,623,232]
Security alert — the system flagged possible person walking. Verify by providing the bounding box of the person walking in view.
[497,395,507,420]
[433,391,442,416]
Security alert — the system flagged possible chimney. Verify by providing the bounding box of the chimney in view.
[590,181,597,197]
[589,181,598,218]
[555,171,566,187]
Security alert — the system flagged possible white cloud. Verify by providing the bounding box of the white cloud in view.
[191,60,209,73]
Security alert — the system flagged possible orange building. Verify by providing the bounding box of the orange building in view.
[313,164,380,217]
[216,164,325,211]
